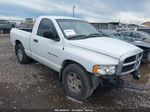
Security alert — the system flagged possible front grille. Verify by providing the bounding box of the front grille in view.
[119,52,142,75]
[139,53,143,58]
[124,55,136,63]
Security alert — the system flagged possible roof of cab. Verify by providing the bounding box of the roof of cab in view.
[39,16,83,21]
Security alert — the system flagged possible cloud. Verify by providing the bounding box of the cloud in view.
[0,0,149,24]
[0,0,73,13]
[117,12,150,23]
[84,17,101,22]
[0,15,23,20]
[0,0,115,22]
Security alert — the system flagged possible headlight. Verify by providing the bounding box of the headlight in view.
[93,65,116,75]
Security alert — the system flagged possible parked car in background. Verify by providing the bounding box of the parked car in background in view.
[10,16,143,100]
[15,17,35,33]
[99,30,131,42]
[20,17,35,26]
[15,24,33,32]
[120,31,150,42]
[137,28,150,34]
[0,20,16,34]
[120,31,150,61]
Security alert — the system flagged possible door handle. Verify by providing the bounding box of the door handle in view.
[33,39,38,43]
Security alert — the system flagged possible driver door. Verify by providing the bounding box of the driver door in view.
[31,18,63,71]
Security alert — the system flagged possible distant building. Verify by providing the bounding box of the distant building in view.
[141,22,150,27]
[128,24,139,30]
[91,22,128,31]
[108,22,120,30]
[138,22,150,33]
[91,23,108,29]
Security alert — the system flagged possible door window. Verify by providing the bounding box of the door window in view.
[132,33,140,38]
[37,19,59,40]
[121,32,131,36]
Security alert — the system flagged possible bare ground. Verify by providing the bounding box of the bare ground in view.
[0,36,150,111]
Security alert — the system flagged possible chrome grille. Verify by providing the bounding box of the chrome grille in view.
[116,50,143,75]
[124,55,136,63]
[122,53,142,75]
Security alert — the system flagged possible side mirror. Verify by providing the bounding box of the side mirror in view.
[142,38,146,40]
[126,36,133,41]
[130,37,134,41]
[43,31,60,41]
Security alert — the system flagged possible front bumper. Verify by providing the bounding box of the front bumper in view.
[91,69,141,89]
[90,49,143,89]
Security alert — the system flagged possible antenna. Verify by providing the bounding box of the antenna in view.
[73,6,75,17]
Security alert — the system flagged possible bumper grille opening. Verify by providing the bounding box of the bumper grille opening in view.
[121,64,134,73]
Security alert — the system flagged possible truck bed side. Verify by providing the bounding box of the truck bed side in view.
[10,28,32,57]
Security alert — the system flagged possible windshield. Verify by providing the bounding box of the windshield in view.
[113,33,130,41]
[140,32,150,38]
[101,31,130,41]
[100,31,130,41]
[56,19,102,40]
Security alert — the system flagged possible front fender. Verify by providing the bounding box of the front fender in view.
[62,44,119,73]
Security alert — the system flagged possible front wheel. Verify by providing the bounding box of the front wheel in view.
[62,64,94,100]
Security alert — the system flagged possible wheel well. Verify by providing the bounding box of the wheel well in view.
[15,40,22,54]
[59,60,87,81]
[15,40,22,46]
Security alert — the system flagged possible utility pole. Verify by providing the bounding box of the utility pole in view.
[73,6,75,17]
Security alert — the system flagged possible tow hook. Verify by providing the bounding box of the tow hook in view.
[102,76,124,88]
[132,70,141,80]
[108,77,124,88]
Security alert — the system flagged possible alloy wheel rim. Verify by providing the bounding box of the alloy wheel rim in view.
[17,49,23,61]
[66,72,82,93]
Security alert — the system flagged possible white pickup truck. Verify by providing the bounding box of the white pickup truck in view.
[10,16,143,100]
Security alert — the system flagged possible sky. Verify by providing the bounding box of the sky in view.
[0,0,149,24]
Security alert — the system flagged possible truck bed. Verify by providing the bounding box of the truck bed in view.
[15,24,33,33]
[19,28,33,32]
[10,28,32,57]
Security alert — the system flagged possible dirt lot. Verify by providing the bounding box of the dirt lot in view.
[0,36,150,111]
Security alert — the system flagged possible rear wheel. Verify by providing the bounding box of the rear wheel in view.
[15,44,31,64]
[62,64,94,100]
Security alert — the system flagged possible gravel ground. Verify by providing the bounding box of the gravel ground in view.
[0,36,150,111]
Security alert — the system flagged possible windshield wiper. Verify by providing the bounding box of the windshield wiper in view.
[68,35,86,40]
[84,33,102,39]
[89,33,102,36]
[68,33,102,40]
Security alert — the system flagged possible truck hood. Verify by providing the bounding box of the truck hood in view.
[69,37,141,59]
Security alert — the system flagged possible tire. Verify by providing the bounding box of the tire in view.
[15,44,31,64]
[62,64,94,100]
